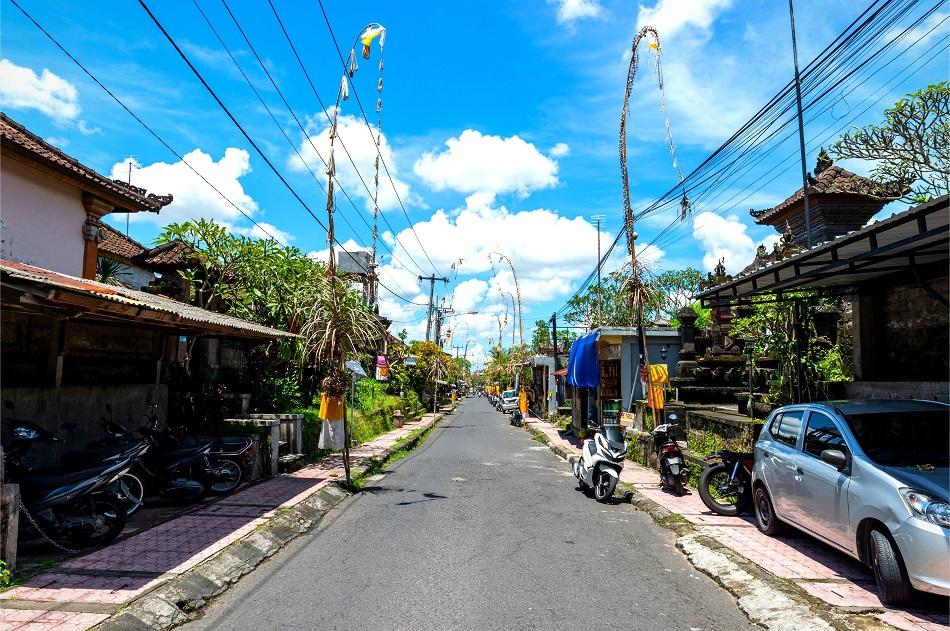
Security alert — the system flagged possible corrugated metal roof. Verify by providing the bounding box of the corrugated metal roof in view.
[695,195,949,306]
[1,259,295,340]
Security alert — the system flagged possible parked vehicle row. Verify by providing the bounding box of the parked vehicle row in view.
[2,401,253,550]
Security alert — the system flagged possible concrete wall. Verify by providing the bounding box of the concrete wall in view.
[1,384,168,468]
[1,158,85,276]
[845,381,949,403]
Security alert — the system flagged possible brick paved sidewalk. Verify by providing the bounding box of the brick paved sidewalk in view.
[525,418,949,631]
[0,413,442,631]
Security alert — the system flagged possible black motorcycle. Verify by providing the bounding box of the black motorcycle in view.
[698,449,755,516]
[651,414,690,496]
[3,417,131,547]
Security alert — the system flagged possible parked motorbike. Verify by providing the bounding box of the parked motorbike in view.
[651,414,690,496]
[698,449,755,516]
[571,425,627,502]
[510,410,524,427]
[3,416,131,547]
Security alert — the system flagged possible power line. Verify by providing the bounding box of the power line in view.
[314,0,444,278]
[7,0,283,245]
[267,0,438,278]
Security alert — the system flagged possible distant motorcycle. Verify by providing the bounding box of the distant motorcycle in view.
[571,426,627,502]
[651,413,689,496]
[698,449,754,516]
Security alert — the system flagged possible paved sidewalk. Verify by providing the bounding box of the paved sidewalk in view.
[0,413,441,631]
[525,418,949,631]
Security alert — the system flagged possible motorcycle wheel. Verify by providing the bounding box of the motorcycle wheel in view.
[672,475,686,496]
[208,459,243,494]
[593,471,617,503]
[118,473,145,517]
[698,463,745,516]
[69,498,126,546]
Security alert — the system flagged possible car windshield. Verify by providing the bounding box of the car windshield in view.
[843,410,949,467]
[502,391,516,399]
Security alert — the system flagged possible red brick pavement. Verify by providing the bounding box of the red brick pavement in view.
[0,414,440,631]
[526,419,949,631]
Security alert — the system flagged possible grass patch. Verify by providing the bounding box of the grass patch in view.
[1,555,68,592]
[527,427,548,445]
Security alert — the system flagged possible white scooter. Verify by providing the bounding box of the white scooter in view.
[571,425,628,502]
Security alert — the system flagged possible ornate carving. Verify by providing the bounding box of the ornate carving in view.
[82,216,105,243]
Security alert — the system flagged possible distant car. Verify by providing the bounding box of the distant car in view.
[500,390,518,414]
[752,399,949,605]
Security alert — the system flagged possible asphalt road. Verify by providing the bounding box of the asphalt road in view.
[186,398,756,630]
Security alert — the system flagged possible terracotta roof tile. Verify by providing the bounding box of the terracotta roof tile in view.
[99,223,147,260]
[751,165,907,224]
[137,241,194,267]
[0,112,173,213]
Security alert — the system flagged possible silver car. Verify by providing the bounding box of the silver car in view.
[751,399,949,605]
[500,390,518,414]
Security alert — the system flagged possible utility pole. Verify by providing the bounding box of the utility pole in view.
[453,344,463,358]
[591,215,605,326]
[788,0,812,248]
[419,274,448,342]
[434,300,453,349]
[550,312,562,406]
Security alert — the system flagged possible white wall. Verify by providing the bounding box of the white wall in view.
[1,157,86,276]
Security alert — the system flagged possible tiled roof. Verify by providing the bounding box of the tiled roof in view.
[99,223,147,260]
[137,241,194,267]
[751,165,907,224]
[0,112,173,213]
[1,259,294,340]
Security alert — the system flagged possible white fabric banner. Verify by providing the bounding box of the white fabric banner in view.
[318,419,345,450]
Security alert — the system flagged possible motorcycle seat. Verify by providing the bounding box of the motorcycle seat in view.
[153,444,211,464]
[20,463,121,489]
[718,449,754,460]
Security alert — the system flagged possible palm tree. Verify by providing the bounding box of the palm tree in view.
[96,257,130,287]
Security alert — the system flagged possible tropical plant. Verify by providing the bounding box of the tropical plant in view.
[96,256,130,286]
[833,82,949,203]
[530,319,551,353]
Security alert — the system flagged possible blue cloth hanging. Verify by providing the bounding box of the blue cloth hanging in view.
[567,331,600,388]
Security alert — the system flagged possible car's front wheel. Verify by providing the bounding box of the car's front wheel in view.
[753,486,784,536]
[869,529,912,606]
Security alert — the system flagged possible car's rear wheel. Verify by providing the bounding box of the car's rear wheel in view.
[753,486,784,536]
[869,529,912,606]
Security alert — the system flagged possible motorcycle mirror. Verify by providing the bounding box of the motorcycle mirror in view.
[60,422,77,430]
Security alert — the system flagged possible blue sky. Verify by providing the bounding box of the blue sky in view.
[2,0,946,365]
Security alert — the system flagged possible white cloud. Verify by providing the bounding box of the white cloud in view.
[109,148,262,229]
[0,59,80,121]
[383,194,666,316]
[635,0,733,39]
[414,130,560,198]
[306,239,369,265]
[234,222,293,244]
[288,112,412,213]
[550,0,604,24]
[691,211,776,273]
[77,120,101,135]
[45,136,69,148]
[549,142,571,158]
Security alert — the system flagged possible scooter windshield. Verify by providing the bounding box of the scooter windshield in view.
[603,427,625,449]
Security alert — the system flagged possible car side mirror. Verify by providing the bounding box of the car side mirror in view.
[820,448,848,470]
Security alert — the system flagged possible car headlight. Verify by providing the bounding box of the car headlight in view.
[900,489,950,528]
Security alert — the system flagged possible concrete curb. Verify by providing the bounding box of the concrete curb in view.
[93,410,451,631]
[520,420,894,631]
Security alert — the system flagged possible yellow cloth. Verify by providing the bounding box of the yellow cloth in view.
[518,390,528,414]
[645,364,669,410]
[319,393,345,421]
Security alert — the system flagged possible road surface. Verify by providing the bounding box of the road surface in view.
[186,397,755,630]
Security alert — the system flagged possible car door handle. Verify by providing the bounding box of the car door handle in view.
[796,467,804,475]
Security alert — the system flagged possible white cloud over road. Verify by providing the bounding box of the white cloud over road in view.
[289,112,413,213]
[549,0,604,24]
[413,130,561,198]
[109,147,266,233]
[0,58,80,121]
[691,211,778,273]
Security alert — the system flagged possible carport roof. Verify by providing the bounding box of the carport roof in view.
[1,259,296,340]
[694,195,949,307]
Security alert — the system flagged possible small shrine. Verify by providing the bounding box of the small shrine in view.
[750,149,908,247]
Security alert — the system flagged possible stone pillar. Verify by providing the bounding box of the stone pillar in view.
[850,293,877,380]
[81,196,112,280]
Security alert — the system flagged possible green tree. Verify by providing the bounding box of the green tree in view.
[530,319,551,353]
[833,82,949,202]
